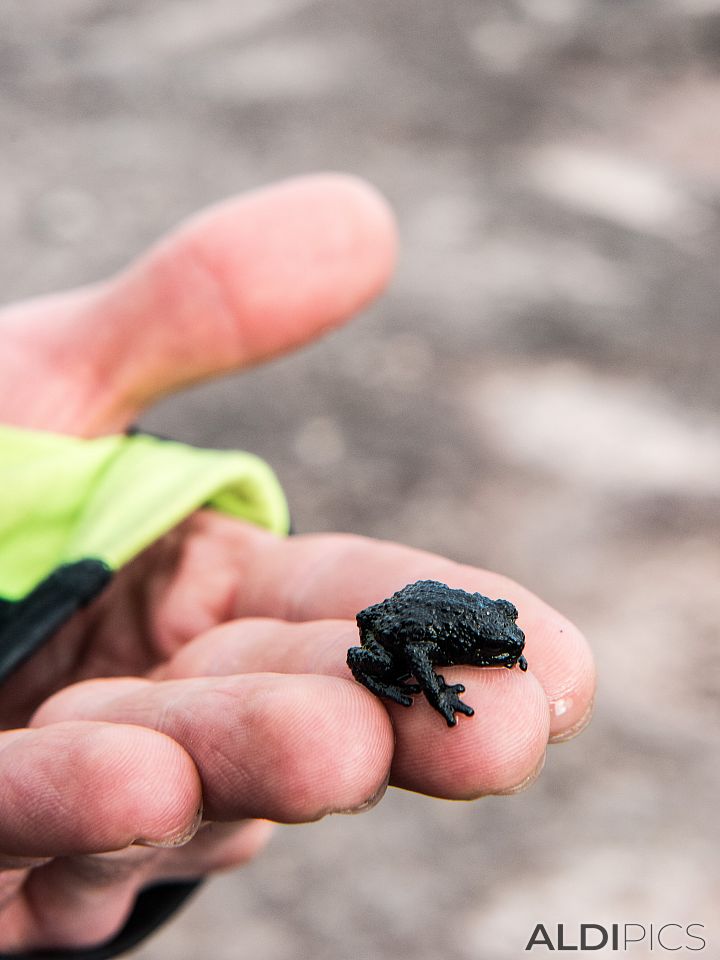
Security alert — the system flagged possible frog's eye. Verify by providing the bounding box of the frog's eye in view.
[494,598,518,620]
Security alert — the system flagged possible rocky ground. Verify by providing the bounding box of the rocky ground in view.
[1,1,719,957]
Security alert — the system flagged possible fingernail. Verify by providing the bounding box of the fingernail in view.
[548,695,596,744]
[491,751,547,797]
[135,803,204,848]
[334,774,390,815]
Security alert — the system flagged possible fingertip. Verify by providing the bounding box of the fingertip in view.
[186,171,399,349]
[446,568,596,744]
[389,668,550,800]
[81,723,203,849]
[548,686,596,743]
[29,173,399,427]
[0,721,202,857]
[223,675,395,822]
[302,171,399,300]
[526,618,597,742]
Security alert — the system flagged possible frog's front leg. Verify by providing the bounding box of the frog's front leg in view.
[347,636,420,707]
[404,642,474,727]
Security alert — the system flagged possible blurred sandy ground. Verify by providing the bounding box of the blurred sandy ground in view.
[2,1,719,957]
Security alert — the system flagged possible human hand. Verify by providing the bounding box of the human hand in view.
[0,175,595,951]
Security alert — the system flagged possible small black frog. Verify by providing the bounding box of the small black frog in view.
[347,579,527,726]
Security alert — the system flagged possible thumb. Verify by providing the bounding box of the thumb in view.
[1,174,397,435]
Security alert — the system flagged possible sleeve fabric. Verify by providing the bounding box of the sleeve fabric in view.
[0,424,289,681]
[0,425,290,958]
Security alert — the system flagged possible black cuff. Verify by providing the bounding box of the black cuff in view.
[0,880,202,960]
[0,560,112,684]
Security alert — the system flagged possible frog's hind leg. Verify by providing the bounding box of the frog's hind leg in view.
[404,642,474,727]
[347,638,420,707]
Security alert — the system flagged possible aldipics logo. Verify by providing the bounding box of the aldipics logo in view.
[525,923,707,952]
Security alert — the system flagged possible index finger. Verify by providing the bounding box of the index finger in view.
[220,523,596,742]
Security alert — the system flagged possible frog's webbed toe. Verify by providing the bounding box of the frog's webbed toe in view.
[435,681,475,727]
[402,644,475,726]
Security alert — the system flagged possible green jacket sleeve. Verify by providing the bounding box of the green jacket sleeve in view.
[0,424,289,681]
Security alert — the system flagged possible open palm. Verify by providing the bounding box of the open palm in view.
[0,176,595,952]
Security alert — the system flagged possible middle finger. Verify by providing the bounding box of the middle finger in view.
[161,616,550,799]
